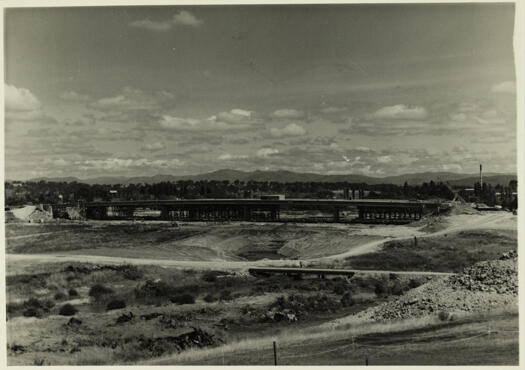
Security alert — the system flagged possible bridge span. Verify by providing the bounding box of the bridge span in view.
[52,198,442,224]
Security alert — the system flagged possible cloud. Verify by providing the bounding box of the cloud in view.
[160,108,261,132]
[442,163,463,172]
[367,104,428,121]
[377,155,392,164]
[269,123,306,138]
[130,11,202,31]
[5,84,41,111]
[491,81,516,94]
[213,108,260,125]
[4,84,59,125]
[90,87,174,112]
[60,90,91,102]
[256,148,279,158]
[80,157,183,171]
[143,142,165,151]
[271,108,305,119]
[320,107,347,114]
[218,153,248,161]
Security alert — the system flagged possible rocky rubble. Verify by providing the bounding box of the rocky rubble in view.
[449,259,517,295]
[357,251,518,321]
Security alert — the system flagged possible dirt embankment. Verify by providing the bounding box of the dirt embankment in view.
[354,252,518,321]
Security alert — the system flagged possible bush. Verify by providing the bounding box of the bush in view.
[341,292,355,307]
[23,307,41,318]
[134,280,174,300]
[68,288,79,297]
[202,271,220,282]
[408,279,421,289]
[106,299,126,311]
[89,284,114,300]
[203,294,217,303]
[333,283,347,295]
[219,290,232,301]
[374,280,389,296]
[22,298,54,316]
[391,281,404,296]
[54,292,66,300]
[170,294,195,305]
[438,310,454,321]
[59,304,78,316]
[119,265,143,280]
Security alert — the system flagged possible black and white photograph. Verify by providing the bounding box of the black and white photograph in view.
[3,1,522,366]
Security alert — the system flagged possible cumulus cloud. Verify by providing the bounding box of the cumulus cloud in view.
[90,87,174,112]
[320,106,347,114]
[367,104,428,120]
[271,108,305,119]
[130,11,202,31]
[143,142,165,151]
[60,90,91,102]
[212,108,261,125]
[5,84,41,111]
[218,153,248,161]
[376,155,392,164]
[160,108,261,132]
[491,81,516,94]
[269,123,306,138]
[80,157,183,171]
[256,148,279,158]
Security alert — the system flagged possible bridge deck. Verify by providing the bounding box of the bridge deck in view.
[82,198,437,207]
[248,267,454,276]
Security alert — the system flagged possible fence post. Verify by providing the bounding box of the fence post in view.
[273,341,277,366]
[365,356,369,366]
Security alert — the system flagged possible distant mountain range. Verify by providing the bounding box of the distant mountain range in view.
[26,169,517,187]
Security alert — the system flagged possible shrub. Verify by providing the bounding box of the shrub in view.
[203,294,217,303]
[54,292,66,301]
[219,290,232,301]
[391,281,404,296]
[341,292,355,307]
[89,284,114,300]
[134,280,174,300]
[374,280,389,296]
[119,265,143,280]
[333,283,347,295]
[59,304,78,316]
[23,307,41,318]
[68,288,79,297]
[106,299,126,311]
[6,302,23,314]
[438,310,454,321]
[170,294,195,305]
[202,271,220,282]
[22,298,54,315]
[408,279,421,289]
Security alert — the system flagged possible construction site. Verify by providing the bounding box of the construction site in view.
[4,198,518,365]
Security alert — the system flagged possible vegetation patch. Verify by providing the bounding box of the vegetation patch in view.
[345,230,517,273]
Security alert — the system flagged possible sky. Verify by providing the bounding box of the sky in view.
[4,3,517,180]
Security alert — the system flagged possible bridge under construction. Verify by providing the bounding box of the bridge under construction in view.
[52,198,442,224]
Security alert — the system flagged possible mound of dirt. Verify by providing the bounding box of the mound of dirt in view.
[357,252,518,321]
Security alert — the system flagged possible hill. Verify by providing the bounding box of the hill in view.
[26,169,516,186]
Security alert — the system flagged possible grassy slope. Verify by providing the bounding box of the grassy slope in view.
[149,310,518,365]
[343,229,517,273]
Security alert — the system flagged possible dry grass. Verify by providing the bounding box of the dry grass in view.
[146,305,518,365]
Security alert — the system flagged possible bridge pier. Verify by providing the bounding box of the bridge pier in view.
[356,205,424,224]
